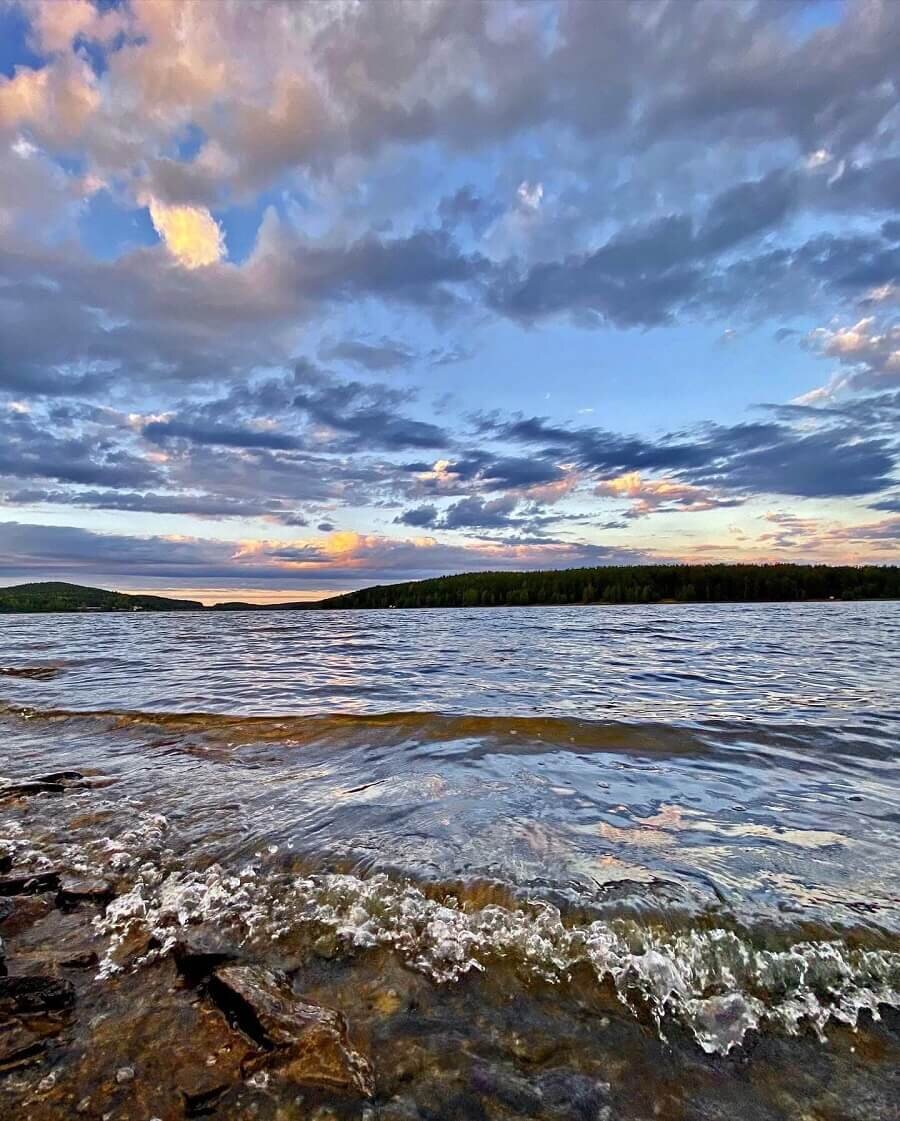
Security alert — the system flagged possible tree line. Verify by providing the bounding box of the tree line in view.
[316,563,900,611]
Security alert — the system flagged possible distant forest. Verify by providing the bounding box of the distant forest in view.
[317,564,900,610]
[1,566,899,613]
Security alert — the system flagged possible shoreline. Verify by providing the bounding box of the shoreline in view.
[1,595,899,615]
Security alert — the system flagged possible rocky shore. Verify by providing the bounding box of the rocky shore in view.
[2,770,899,1121]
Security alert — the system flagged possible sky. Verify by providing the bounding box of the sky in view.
[0,0,898,603]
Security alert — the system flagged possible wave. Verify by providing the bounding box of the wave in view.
[95,859,900,1056]
[0,701,716,755]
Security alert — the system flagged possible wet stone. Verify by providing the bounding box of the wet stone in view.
[56,875,116,910]
[209,964,375,1098]
[536,1070,613,1121]
[0,772,93,804]
[0,1020,47,1073]
[0,872,61,897]
[0,893,57,938]
[173,935,240,985]
[470,1064,545,1114]
[0,975,76,1016]
[9,903,99,968]
[0,782,66,802]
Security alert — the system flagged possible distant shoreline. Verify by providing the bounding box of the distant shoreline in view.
[1,566,898,614]
[3,600,900,615]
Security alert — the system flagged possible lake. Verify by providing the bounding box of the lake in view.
[1,602,898,1119]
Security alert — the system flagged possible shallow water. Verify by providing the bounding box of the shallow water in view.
[1,603,898,1119]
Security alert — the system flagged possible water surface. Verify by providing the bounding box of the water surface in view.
[1,602,898,1119]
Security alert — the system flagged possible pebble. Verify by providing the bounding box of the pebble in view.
[115,1065,135,1084]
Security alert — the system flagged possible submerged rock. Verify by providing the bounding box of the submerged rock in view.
[0,772,94,804]
[0,666,61,680]
[209,964,375,1097]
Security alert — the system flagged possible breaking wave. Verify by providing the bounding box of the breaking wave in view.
[95,857,900,1056]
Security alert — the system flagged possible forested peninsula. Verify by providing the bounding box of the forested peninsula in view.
[314,563,900,610]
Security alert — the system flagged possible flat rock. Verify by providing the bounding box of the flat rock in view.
[0,782,65,801]
[0,666,61,680]
[0,1019,47,1073]
[0,894,57,937]
[0,975,76,1016]
[209,964,375,1097]
[57,875,115,909]
[0,872,61,897]
[172,934,240,985]
[0,772,90,803]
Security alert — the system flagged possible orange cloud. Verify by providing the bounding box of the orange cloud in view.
[146,197,225,268]
[595,472,731,516]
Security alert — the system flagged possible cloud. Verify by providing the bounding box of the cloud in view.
[0,407,159,489]
[757,510,900,555]
[595,472,737,517]
[142,417,302,451]
[795,315,900,401]
[487,401,899,500]
[0,520,659,593]
[0,486,304,523]
[291,366,451,451]
[396,504,440,528]
[2,0,900,593]
[146,197,226,268]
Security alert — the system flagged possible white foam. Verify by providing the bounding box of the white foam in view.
[92,864,900,1054]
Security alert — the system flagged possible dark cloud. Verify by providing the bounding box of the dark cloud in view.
[292,368,451,451]
[143,418,302,451]
[0,410,159,490]
[396,505,439,528]
[487,402,899,499]
[0,487,308,523]
[442,494,520,529]
[870,493,900,513]
[488,206,900,329]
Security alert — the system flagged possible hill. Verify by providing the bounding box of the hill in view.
[0,582,203,613]
[312,563,900,610]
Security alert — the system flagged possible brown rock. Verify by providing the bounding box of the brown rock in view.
[0,872,61,897]
[0,975,76,1016]
[0,893,57,938]
[0,782,66,801]
[0,772,92,803]
[40,960,252,1121]
[0,1020,46,1073]
[57,875,115,910]
[209,964,375,1097]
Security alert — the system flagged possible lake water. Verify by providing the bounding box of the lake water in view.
[1,602,899,1119]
